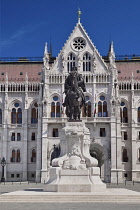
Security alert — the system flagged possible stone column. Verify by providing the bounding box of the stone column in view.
[41,120,48,183]
[22,108,28,181]
[3,100,8,181]
[36,102,42,182]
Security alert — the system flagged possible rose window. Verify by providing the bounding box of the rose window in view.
[72,38,86,51]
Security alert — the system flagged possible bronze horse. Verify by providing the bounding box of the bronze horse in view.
[63,68,86,121]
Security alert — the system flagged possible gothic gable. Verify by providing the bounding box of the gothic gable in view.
[51,22,108,73]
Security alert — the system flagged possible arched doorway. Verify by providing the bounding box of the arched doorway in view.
[90,145,104,180]
[90,143,111,182]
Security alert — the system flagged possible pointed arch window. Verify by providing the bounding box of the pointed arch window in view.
[120,101,128,123]
[31,149,36,163]
[56,102,60,117]
[0,109,2,124]
[67,53,76,72]
[138,107,140,122]
[51,96,60,118]
[17,108,22,124]
[83,53,91,71]
[98,96,108,117]
[122,148,128,162]
[11,149,21,163]
[11,103,22,124]
[17,149,21,162]
[31,102,38,124]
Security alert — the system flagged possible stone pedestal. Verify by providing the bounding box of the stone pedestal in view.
[45,122,106,192]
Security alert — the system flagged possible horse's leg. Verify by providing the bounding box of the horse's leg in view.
[69,107,74,120]
[73,106,77,120]
[78,105,81,120]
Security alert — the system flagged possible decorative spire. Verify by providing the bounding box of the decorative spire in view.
[44,42,48,55]
[108,41,116,69]
[43,42,50,69]
[78,8,82,23]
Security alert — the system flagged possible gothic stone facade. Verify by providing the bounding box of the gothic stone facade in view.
[0,21,140,183]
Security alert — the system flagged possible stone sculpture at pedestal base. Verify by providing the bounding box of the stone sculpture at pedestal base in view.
[45,122,106,192]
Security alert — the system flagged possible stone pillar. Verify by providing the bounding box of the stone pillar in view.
[22,108,28,181]
[41,120,48,183]
[131,97,137,180]
[2,92,9,181]
[36,102,42,182]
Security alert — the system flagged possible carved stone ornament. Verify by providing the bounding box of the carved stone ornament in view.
[52,122,98,170]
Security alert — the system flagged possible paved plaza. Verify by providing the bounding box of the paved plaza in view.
[0,202,140,210]
[0,182,140,209]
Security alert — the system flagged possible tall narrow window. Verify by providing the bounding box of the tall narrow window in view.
[17,149,20,162]
[120,101,128,123]
[83,53,91,71]
[31,149,36,163]
[138,148,140,162]
[56,102,60,117]
[0,109,2,124]
[122,149,128,162]
[52,128,59,137]
[17,108,22,124]
[100,128,106,137]
[98,96,108,117]
[11,103,22,124]
[124,132,128,140]
[51,96,60,118]
[31,133,35,141]
[67,53,76,72]
[138,132,140,140]
[31,102,38,124]
[11,108,16,124]
[17,133,21,141]
[11,133,15,141]
[138,107,140,122]
[11,149,16,162]
[51,102,55,117]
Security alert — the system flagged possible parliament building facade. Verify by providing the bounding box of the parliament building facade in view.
[0,19,140,183]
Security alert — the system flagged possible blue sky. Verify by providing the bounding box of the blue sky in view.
[0,0,140,58]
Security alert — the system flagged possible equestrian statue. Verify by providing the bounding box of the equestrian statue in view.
[63,67,86,121]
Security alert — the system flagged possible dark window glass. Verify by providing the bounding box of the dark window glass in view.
[17,133,21,141]
[122,149,128,162]
[0,109,2,124]
[52,128,59,137]
[31,149,36,162]
[14,103,19,107]
[100,96,105,101]
[121,101,125,106]
[17,149,20,162]
[51,102,55,117]
[11,108,16,124]
[11,133,15,141]
[31,108,38,123]
[124,132,127,140]
[53,96,58,101]
[100,128,106,137]
[31,133,35,141]
[17,108,22,124]
[56,102,60,117]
